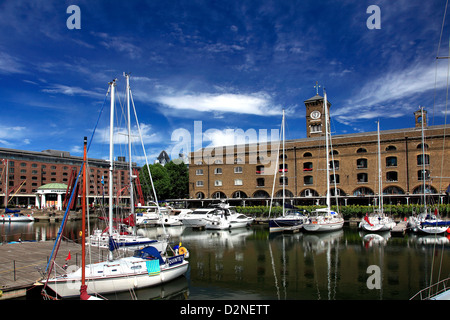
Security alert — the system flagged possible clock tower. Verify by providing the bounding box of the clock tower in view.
[304,83,331,138]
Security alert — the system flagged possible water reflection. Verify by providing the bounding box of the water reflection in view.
[1,221,449,300]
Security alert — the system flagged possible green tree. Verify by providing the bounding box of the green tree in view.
[165,161,189,199]
[139,163,170,201]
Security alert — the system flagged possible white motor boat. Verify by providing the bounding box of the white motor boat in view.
[205,210,253,230]
[156,207,192,227]
[178,207,216,227]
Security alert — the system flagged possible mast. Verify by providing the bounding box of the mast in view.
[125,73,135,235]
[324,89,331,210]
[420,107,427,212]
[282,109,285,217]
[108,79,116,261]
[4,159,8,208]
[377,121,383,212]
[81,136,87,291]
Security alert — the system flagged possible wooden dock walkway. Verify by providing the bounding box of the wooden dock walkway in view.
[0,240,109,299]
[391,221,408,236]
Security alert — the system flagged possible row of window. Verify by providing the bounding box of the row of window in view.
[196,154,430,177]
[195,169,431,189]
[194,144,430,165]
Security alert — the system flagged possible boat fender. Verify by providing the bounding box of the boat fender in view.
[179,247,188,256]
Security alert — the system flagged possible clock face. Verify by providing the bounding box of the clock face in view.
[310,110,321,120]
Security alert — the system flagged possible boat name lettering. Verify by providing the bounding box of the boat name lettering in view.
[168,255,184,266]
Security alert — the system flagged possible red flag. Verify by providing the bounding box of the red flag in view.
[434,208,438,216]
[65,251,71,261]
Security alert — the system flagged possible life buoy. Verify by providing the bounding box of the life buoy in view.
[179,246,188,256]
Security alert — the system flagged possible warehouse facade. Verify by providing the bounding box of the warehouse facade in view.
[188,94,450,207]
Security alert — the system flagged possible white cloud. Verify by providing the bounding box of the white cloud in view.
[334,62,449,123]
[0,52,25,74]
[155,92,282,116]
[42,84,105,99]
[0,125,28,146]
[94,123,160,146]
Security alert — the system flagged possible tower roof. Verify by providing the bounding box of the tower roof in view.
[304,94,331,105]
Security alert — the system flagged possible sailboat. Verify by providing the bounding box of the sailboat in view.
[41,76,189,298]
[269,110,309,233]
[359,121,396,232]
[88,75,165,251]
[407,107,450,235]
[303,89,344,232]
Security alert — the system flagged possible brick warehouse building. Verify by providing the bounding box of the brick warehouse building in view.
[188,94,450,207]
[0,148,136,209]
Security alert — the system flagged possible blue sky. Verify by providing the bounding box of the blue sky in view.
[1,0,449,164]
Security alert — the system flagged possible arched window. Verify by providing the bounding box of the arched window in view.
[213,191,226,199]
[353,187,374,196]
[357,148,367,153]
[417,143,429,150]
[386,145,397,151]
[383,186,405,195]
[303,152,312,157]
[195,192,205,199]
[253,190,270,198]
[232,191,247,198]
[276,189,294,197]
[412,185,437,194]
[300,189,319,197]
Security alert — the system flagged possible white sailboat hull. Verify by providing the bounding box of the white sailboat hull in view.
[43,256,189,298]
[303,220,344,232]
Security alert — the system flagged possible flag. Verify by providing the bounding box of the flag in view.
[434,208,438,216]
[65,251,71,261]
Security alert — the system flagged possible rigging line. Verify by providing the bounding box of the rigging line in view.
[129,89,167,235]
[433,0,449,125]
[44,89,109,276]
[439,41,450,196]
[268,116,283,218]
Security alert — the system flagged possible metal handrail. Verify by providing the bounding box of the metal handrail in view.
[410,277,450,300]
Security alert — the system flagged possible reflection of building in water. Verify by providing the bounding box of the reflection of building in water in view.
[183,227,449,300]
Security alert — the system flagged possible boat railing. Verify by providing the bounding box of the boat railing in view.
[410,277,450,300]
